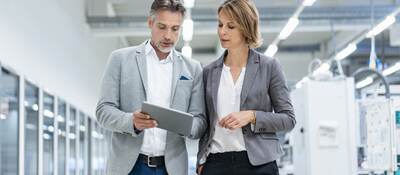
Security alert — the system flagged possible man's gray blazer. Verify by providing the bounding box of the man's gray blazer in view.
[198,49,296,166]
[96,41,207,175]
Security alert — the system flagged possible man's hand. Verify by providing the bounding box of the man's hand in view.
[219,110,255,130]
[133,110,158,131]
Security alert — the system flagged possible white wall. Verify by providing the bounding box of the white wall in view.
[0,0,120,116]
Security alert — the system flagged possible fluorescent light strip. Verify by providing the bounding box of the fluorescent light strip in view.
[181,45,192,58]
[278,17,300,40]
[335,43,357,60]
[356,77,373,89]
[354,62,400,89]
[295,77,310,89]
[265,0,317,57]
[182,19,194,41]
[303,0,317,6]
[265,44,278,57]
[312,63,331,76]
[183,0,195,9]
[366,15,396,38]
[106,2,116,17]
[382,62,400,76]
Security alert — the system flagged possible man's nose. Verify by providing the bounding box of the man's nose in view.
[164,29,173,40]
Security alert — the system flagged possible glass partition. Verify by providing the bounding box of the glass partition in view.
[57,99,67,175]
[0,68,19,174]
[78,112,87,175]
[69,107,77,175]
[24,81,39,175]
[43,93,54,175]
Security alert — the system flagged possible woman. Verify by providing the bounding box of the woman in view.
[197,0,296,174]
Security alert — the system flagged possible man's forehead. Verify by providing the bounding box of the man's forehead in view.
[152,10,183,25]
[155,20,182,26]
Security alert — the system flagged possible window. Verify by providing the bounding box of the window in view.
[24,81,39,175]
[78,112,87,175]
[0,68,19,175]
[69,107,77,175]
[93,123,107,175]
[57,99,67,175]
[88,118,93,175]
[43,93,54,175]
[91,121,101,175]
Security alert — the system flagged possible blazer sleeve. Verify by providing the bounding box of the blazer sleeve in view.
[188,63,208,139]
[253,58,296,133]
[95,51,140,137]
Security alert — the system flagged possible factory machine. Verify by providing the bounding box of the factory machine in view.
[287,78,398,175]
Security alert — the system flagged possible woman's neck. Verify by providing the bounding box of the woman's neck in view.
[225,46,249,67]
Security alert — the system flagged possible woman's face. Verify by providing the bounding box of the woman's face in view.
[217,10,246,49]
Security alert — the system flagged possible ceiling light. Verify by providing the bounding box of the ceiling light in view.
[303,0,317,6]
[265,44,278,57]
[278,17,299,40]
[182,19,194,41]
[313,63,331,75]
[184,0,195,9]
[382,62,400,76]
[335,43,357,60]
[356,77,373,89]
[43,109,54,118]
[32,104,39,111]
[366,15,396,38]
[182,45,192,58]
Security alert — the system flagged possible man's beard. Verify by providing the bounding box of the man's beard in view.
[155,41,175,53]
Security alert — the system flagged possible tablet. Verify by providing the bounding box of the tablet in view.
[141,101,194,136]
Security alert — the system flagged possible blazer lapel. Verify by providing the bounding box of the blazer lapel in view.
[240,49,259,106]
[135,41,148,97]
[170,50,183,104]
[210,53,225,122]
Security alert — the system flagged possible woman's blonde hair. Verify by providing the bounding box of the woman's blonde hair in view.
[218,0,263,48]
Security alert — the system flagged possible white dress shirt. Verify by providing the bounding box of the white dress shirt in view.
[140,41,173,156]
[210,64,247,153]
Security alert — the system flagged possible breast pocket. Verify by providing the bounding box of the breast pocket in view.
[177,79,193,87]
[172,80,193,111]
[260,133,278,140]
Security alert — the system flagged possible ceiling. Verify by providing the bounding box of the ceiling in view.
[85,0,400,85]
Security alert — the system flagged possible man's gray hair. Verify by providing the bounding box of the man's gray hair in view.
[149,0,186,18]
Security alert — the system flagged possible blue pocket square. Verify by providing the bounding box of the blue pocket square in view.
[179,75,190,80]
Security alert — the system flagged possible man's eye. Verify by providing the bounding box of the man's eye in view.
[158,25,166,29]
[172,27,180,31]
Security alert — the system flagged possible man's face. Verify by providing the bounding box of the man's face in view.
[148,10,183,53]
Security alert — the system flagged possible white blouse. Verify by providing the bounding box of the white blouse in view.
[210,64,247,153]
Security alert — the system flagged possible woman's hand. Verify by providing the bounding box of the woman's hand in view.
[219,110,255,130]
[197,165,204,174]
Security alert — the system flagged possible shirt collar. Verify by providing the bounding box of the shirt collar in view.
[145,40,174,63]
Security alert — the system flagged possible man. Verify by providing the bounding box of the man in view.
[96,1,206,175]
